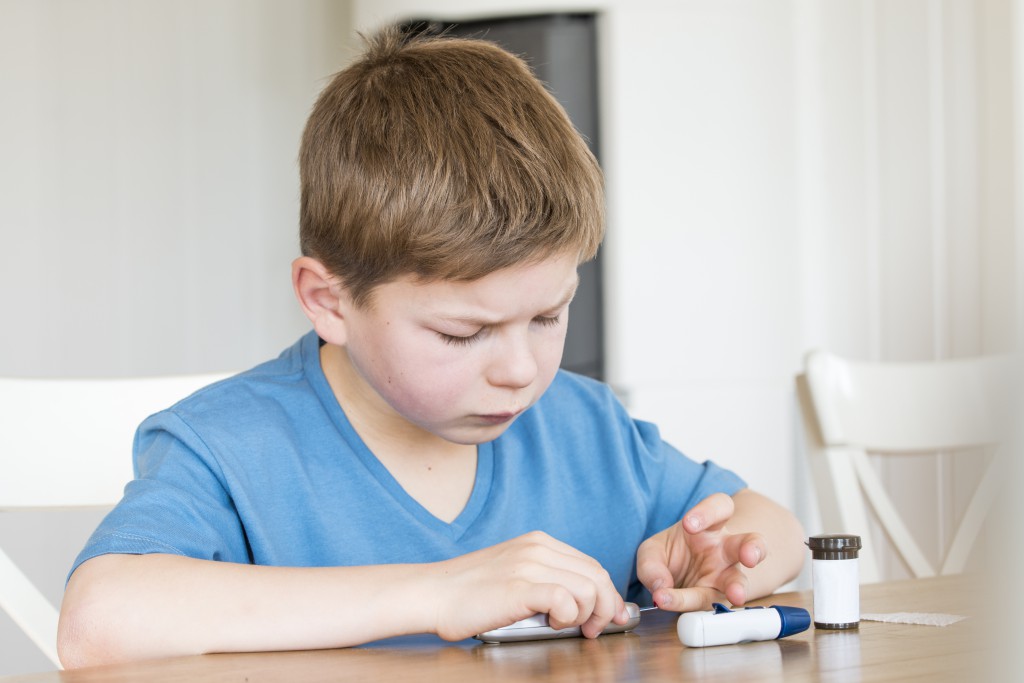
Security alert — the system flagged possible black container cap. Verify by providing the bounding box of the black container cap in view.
[806,534,862,560]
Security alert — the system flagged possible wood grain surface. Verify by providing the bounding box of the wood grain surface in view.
[3,574,992,682]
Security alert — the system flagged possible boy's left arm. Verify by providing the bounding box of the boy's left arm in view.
[636,489,805,612]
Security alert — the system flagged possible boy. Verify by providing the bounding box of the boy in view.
[58,28,804,666]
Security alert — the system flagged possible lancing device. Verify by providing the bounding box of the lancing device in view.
[677,603,810,647]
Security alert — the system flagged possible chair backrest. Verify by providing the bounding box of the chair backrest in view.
[796,350,1011,583]
[0,372,232,668]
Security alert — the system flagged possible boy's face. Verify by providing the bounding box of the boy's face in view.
[335,253,578,446]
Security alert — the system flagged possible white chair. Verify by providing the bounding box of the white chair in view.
[0,372,232,668]
[796,350,1012,583]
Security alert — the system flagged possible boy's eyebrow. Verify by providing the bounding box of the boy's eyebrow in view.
[440,275,580,325]
[542,276,580,314]
[552,275,581,308]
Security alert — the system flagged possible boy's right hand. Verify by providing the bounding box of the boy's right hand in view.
[429,531,629,641]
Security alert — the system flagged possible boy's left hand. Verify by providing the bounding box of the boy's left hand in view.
[636,492,767,612]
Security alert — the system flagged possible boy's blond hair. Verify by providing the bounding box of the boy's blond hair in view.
[299,27,605,307]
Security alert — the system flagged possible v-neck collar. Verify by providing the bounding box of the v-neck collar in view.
[302,332,493,540]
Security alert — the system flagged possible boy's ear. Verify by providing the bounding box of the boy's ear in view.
[291,256,350,346]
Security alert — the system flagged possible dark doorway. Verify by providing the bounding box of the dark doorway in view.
[400,14,606,381]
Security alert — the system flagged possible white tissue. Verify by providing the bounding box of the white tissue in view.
[860,612,967,627]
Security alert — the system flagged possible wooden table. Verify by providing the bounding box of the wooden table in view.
[3,575,994,682]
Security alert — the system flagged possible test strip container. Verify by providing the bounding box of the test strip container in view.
[807,534,862,629]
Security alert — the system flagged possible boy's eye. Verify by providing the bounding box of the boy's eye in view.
[439,330,482,346]
[437,315,560,347]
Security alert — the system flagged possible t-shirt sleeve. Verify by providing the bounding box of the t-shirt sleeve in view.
[69,410,251,578]
[628,418,748,539]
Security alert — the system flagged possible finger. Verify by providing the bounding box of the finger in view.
[516,559,621,633]
[682,492,735,534]
[721,563,751,606]
[635,536,675,595]
[516,533,620,600]
[553,567,622,638]
[518,536,625,635]
[654,563,751,612]
[521,583,580,629]
[652,584,725,613]
[579,578,626,639]
[611,602,632,625]
[513,563,597,627]
[581,587,627,638]
[720,531,767,569]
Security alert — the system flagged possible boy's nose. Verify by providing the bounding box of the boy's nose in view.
[487,333,538,389]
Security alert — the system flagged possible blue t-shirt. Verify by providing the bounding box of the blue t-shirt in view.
[73,331,745,603]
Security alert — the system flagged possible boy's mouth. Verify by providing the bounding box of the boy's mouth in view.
[475,410,522,425]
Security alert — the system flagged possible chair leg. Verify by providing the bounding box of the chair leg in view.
[0,547,61,668]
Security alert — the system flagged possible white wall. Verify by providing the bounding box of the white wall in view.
[0,0,353,674]
[1016,1,1024,343]
[0,0,353,378]
[354,0,1019,580]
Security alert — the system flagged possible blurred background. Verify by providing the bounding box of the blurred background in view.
[1,0,1020,674]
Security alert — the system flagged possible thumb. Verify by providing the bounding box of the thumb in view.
[635,536,675,594]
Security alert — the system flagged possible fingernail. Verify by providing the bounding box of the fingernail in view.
[754,547,762,562]
[686,515,701,531]
[658,592,673,608]
[620,607,630,621]
[652,579,664,591]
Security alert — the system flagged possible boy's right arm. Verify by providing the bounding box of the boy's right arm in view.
[58,531,628,668]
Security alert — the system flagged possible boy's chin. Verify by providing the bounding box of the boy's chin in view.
[439,419,519,446]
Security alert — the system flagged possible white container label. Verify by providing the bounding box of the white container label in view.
[811,558,859,624]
